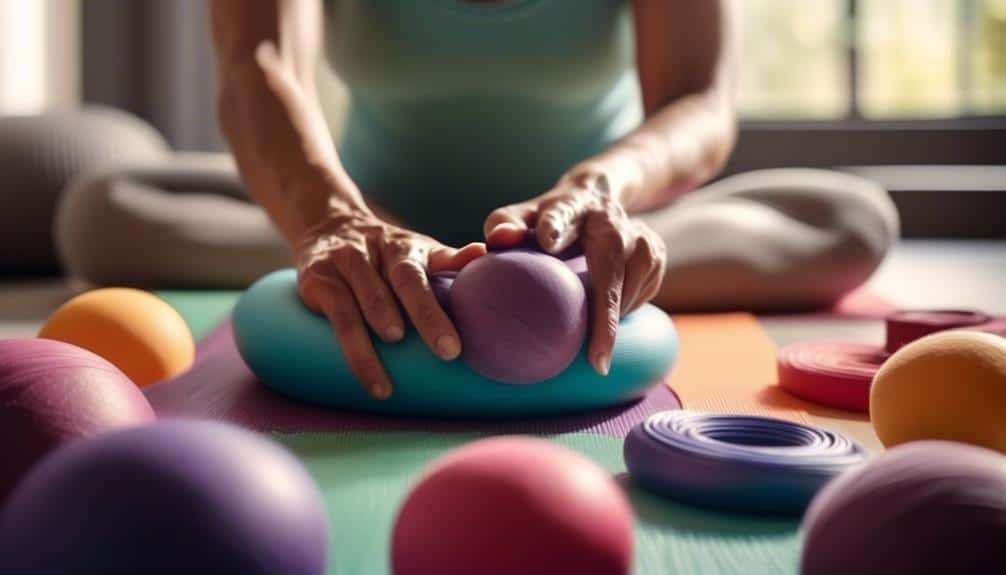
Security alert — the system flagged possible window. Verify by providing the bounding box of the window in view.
[739,0,1006,121]
[0,0,47,114]
[0,0,79,115]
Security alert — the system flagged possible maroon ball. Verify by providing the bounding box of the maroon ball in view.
[0,338,155,502]
[801,440,1006,574]
[450,250,588,384]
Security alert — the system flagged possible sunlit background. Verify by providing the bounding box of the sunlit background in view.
[1,0,1004,123]
[741,0,1006,119]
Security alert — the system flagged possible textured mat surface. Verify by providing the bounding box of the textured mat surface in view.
[146,320,681,436]
[277,431,801,575]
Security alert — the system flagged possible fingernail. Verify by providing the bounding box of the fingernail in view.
[436,335,461,360]
[385,324,404,341]
[595,353,611,376]
[371,381,392,400]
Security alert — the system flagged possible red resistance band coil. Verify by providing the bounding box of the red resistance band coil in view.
[778,309,1003,413]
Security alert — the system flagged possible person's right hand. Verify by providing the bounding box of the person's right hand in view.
[296,209,486,399]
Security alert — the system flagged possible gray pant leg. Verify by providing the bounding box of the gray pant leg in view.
[639,168,899,312]
[56,153,291,288]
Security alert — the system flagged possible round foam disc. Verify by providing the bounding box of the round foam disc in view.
[885,310,992,353]
[777,340,886,413]
[232,269,678,419]
[624,411,866,515]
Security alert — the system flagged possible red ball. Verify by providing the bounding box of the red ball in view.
[0,338,155,501]
[392,437,634,575]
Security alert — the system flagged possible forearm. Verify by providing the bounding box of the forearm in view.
[595,89,736,212]
[216,55,366,244]
[211,0,366,246]
[586,0,738,212]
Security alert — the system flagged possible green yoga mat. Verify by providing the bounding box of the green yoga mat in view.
[157,292,803,574]
[275,432,802,575]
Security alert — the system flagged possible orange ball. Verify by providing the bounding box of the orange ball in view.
[870,331,1006,453]
[39,288,195,387]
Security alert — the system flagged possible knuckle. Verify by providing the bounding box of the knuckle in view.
[604,285,622,309]
[388,258,425,286]
[599,226,626,252]
[332,315,358,339]
[413,302,442,329]
[361,286,391,313]
[333,244,369,270]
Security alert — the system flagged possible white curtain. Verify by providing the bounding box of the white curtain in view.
[0,0,79,115]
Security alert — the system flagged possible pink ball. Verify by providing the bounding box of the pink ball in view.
[451,250,588,384]
[801,440,1006,574]
[0,338,155,501]
[392,437,634,575]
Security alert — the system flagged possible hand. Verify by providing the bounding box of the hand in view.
[297,210,485,399]
[483,166,667,376]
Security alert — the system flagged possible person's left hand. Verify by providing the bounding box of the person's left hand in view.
[483,166,667,377]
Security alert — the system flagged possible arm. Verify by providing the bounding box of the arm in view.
[210,0,360,242]
[483,0,737,375]
[596,0,739,211]
[210,0,484,399]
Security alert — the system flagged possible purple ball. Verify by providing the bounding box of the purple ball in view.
[0,338,155,502]
[801,440,1006,574]
[451,250,588,384]
[0,420,329,575]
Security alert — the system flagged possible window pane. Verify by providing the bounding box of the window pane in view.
[859,0,962,118]
[738,0,849,120]
[973,0,1006,113]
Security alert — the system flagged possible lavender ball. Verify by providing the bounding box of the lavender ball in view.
[450,250,588,384]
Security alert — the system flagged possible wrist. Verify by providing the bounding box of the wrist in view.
[564,151,644,206]
[288,167,372,243]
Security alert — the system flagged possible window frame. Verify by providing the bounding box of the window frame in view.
[730,0,1006,238]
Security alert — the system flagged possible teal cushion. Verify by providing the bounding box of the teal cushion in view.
[233,269,678,419]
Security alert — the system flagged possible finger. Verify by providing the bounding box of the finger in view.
[483,204,536,247]
[637,264,666,311]
[583,213,629,376]
[622,263,662,315]
[620,235,662,315]
[535,194,587,254]
[428,242,487,273]
[387,257,462,361]
[315,277,393,400]
[339,249,405,342]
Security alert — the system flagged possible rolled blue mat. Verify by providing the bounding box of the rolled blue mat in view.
[232,270,678,419]
[624,411,866,515]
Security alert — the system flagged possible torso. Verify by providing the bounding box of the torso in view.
[324,0,642,244]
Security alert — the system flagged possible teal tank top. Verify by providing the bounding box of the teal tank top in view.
[324,0,642,245]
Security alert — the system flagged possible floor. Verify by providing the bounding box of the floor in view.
[1,239,1002,450]
[760,239,1006,347]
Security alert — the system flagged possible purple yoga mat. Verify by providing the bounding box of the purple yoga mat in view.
[145,321,681,438]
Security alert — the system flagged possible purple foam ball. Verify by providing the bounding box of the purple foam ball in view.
[0,338,155,502]
[0,420,329,575]
[801,440,1006,574]
[451,250,588,384]
[430,271,456,315]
